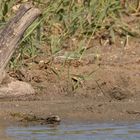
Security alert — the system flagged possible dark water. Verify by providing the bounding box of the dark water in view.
[7,122,140,140]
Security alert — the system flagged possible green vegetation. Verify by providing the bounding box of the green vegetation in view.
[0,0,140,70]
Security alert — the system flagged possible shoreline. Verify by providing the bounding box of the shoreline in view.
[0,97,140,125]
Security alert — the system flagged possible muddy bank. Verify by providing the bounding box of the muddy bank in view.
[0,97,140,125]
[1,61,140,124]
[0,27,140,125]
[0,43,140,125]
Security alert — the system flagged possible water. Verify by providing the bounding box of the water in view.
[7,122,140,140]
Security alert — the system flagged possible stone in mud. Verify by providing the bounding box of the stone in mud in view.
[109,86,131,100]
[46,115,61,124]
[11,113,61,125]
[0,80,34,98]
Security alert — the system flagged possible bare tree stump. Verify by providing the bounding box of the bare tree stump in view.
[0,3,41,83]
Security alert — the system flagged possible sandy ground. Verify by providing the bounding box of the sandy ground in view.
[0,40,140,125]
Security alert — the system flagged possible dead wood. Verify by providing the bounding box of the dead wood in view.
[0,3,41,83]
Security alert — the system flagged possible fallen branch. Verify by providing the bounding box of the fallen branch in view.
[0,3,41,83]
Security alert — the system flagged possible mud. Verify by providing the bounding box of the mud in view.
[0,38,139,125]
[0,12,140,125]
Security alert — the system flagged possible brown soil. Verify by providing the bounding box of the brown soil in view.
[0,14,140,126]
